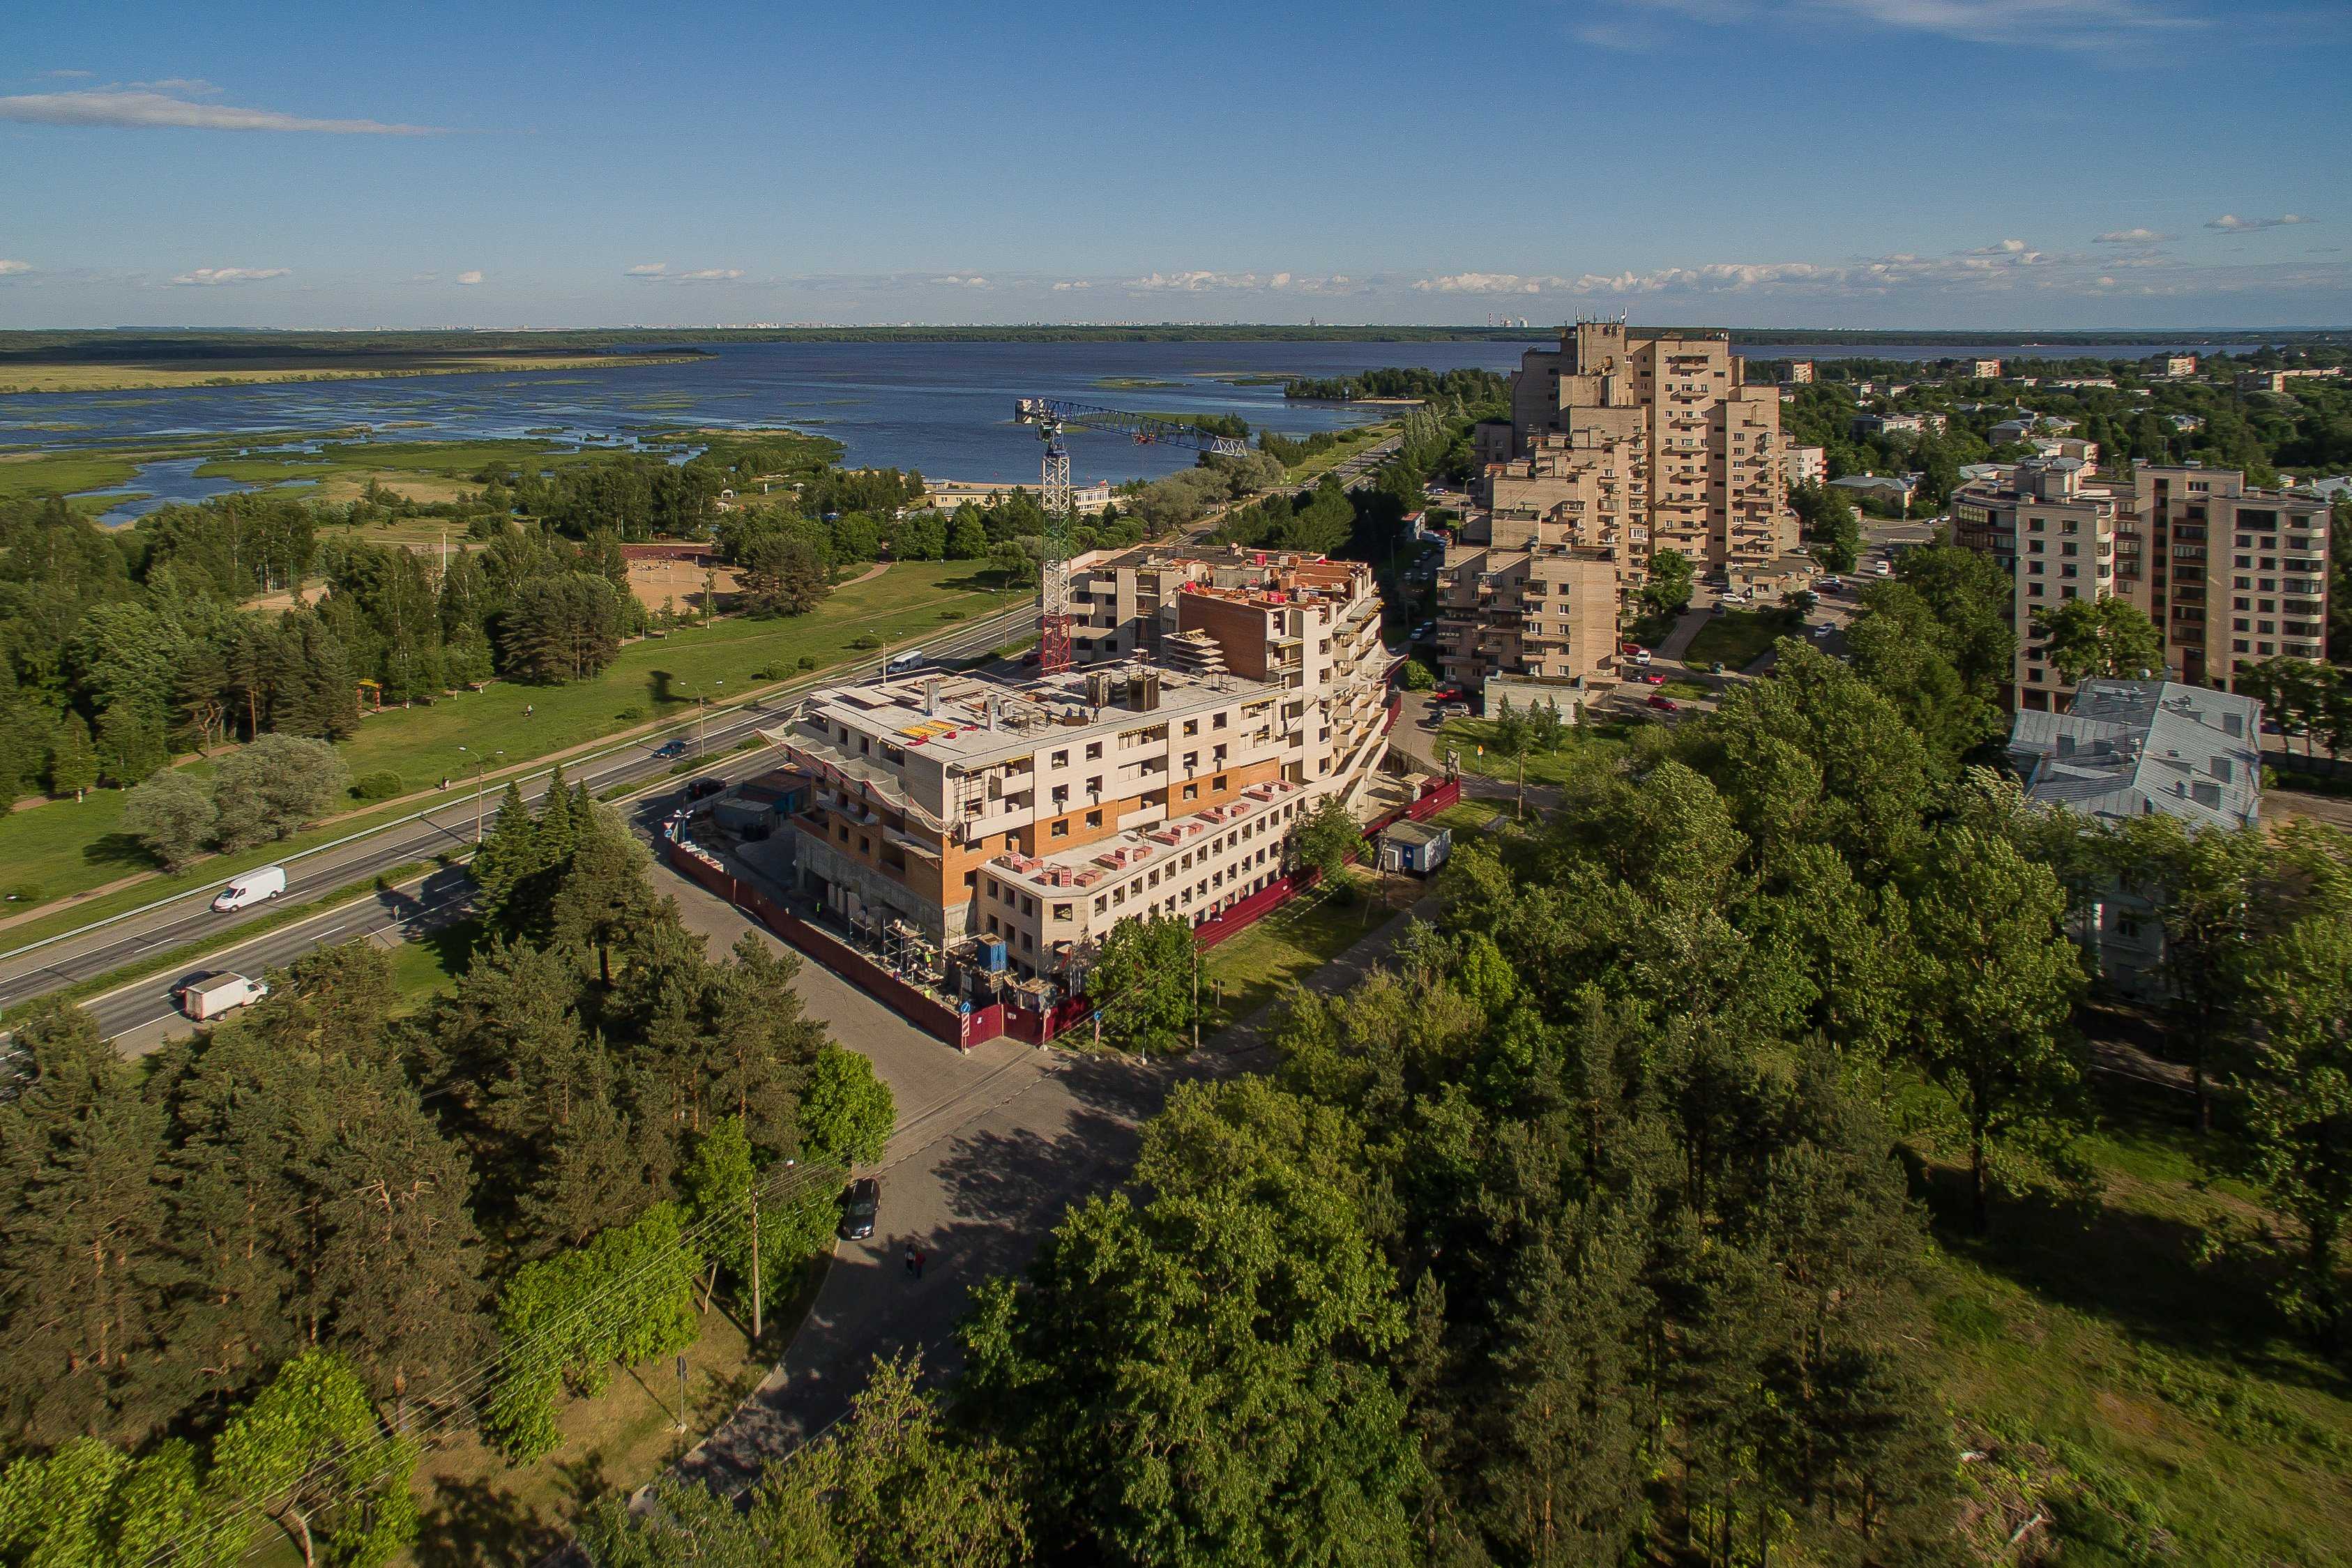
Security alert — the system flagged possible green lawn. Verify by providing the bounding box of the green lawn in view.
[385,919,483,1018]
[1201,874,1406,1030]
[1915,1080,2352,1564]
[1282,423,1397,482]
[334,560,1002,786]
[1685,607,1803,671]
[1427,798,1505,835]
[0,563,1007,954]
[1436,717,1632,791]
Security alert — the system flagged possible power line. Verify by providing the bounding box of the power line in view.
[162,1153,849,1565]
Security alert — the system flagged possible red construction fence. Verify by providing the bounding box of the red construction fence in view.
[669,773,1464,1051]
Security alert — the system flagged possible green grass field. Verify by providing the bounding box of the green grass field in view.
[1201,873,1406,1031]
[1435,715,1633,791]
[1685,607,1803,671]
[1917,1080,2352,1564]
[0,563,1006,954]
[1282,423,1396,482]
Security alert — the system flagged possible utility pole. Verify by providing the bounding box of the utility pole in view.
[748,1187,762,1342]
[1191,941,1201,1051]
[457,746,503,844]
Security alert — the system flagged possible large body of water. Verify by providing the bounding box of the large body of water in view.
[0,335,2239,520]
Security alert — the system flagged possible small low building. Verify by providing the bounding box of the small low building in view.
[2008,679,2263,997]
[1379,819,1452,876]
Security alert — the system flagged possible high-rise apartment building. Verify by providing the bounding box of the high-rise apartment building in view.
[1948,459,2331,708]
[1950,459,2128,709]
[2130,464,2330,686]
[1439,321,1802,692]
[1485,320,1794,577]
[764,553,1392,986]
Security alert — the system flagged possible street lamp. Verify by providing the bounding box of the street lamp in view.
[697,679,724,759]
[457,745,504,844]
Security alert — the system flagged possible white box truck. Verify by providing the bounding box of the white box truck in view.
[211,865,287,911]
[180,973,269,1021]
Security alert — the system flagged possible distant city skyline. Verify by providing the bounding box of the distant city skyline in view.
[2,0,2347,330]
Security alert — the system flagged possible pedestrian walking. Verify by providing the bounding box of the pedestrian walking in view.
[913,1249,926,1280]
[904,1245,918,1279]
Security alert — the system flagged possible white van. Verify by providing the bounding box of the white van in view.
[211,865,287,912]
[180,973,269,1021]
[886,650,927,676]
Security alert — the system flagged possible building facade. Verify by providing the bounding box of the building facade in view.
[1479,320,1796,579]
[764,554,1392,990]
[1784,443,1827,489]
[1441,320,1801,692]
[2130,464,2331,685]
[1948,459,2331,707]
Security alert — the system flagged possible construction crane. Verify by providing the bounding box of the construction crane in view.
[1012,397,1252,674]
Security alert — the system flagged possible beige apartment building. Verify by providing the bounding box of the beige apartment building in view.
[2130,464,2330,687]
[1950,459,2128,709]
[1484,320,1796,577]
[1949,459,2331,708]
[1784,443,1826,489]
[1441,321,1800,692]
[764,553,1392,986]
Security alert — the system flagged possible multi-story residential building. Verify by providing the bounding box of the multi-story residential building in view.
[2130,464,2331,685]
[1784,360,1815,385]
[1478,319,1796,580]
[2239,370,2289,395]
[1784,443,1827,489]
[1949,458,2127,709]
[764,555,1392,988]
[1851,411,1949,440]
[1955,357,2003,379]
[2162,354,2199,379]
[1948,459,2331,707]
[1436,425,1641,690]
[2027,436,2101,468]
[1062,546,1381,667]
[922,478,1115,514]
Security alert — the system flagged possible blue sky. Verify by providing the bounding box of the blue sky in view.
[2,0,2346,330]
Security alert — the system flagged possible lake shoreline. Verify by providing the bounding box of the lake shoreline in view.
[0,351,708,397]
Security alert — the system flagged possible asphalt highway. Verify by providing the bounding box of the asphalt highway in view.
[20,436,1409,1044]
[11,600,1038,1035]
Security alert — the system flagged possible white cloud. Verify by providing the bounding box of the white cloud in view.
[2207,213,2314,231]
[1125,270,1263,291]
[2095,227,2176,243]
[171,266,291,286]
[930,274,992,289]
[623,262,742,282]
[0,87,442,135]
[1962,238,2031,255]
[0,259,32,276]
[455,269,485,285]
[1414,272,1556,294]
[1583,0,2203,52]
[1051,280,1091,291]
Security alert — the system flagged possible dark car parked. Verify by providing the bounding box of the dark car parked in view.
[838,1177,881,1240]
[685,777,725,801]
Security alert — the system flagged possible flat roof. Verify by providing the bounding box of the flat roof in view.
[989,776,1310,894]
[782,662,1283,771]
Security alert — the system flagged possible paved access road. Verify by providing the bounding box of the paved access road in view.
[13,600,1038,1037]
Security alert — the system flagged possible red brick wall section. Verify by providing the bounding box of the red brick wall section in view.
[665,777,1461,1051]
